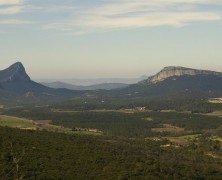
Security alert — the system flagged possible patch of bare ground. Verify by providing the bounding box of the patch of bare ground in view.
[102,139,118,144]
[206,152,222,160]
[160,144,180,148]
[177,111,192,114]
[73,127,102,134]
[90,109,136,114]
[146,137,162,141]
[166,137,189,146]
[52,108,153,114]
[142,117,153,121]
[160,110,177,113]
[90,109,123,113]
[35,120,52,124]
[147,137,189,147]
[151,124,185,134]
[203,111,222,117]
[208,98,222,104]
[90,109,152,114]
[51,109,82,113]
[20,127,37,130]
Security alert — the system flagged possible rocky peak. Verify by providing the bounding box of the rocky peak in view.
[141,66,222,84]
[0,62,31,83]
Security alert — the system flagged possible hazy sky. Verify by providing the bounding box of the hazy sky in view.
[0,0,222,79]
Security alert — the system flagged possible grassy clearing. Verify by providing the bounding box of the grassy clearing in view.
[209,136,222,142]
[166,137,189,146]
[52,108,152,114]
[203,111,222,117]
[0,115,36,129]
[176,134,201,140]
[151,124,185,134]
[0,115,102,135]
[164,134,201,146]
[206,152,222,160]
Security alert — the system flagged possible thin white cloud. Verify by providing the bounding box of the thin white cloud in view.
[0,0,24,5]
[0,0,24,15]
[0,19,31,25]
[1,0,222,34]
[0,6,23,14]
[43,0,222,34]
[43,23,75,32]
[78,12,221,28]
[23,5,78,14]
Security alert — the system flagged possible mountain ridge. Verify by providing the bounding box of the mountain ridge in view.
[0,62,31,83]
[1,62,222,104]
[141,66,222,84]
[41,81,128,90]
[0,62,83,103]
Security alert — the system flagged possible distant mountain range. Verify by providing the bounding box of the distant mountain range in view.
[41,81,128,90]
[36,77,146,86]
[1,62,222,104]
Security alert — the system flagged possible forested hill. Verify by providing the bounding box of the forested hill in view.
[0,62,84,104]
[110,73,222,98]
[1,63,222,104]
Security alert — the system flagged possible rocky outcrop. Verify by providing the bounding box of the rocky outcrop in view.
[0,62,31,83]
[141,66,222,84]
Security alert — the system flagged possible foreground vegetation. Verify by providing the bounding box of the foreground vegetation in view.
[1,99,222,179]
[1,127,222,179]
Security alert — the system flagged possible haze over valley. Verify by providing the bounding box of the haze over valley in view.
[1,0,222,179]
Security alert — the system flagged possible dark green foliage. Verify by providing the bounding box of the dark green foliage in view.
[3,107,222,138]
[115,74,222,98]
[1,127,222,179]
[2,94,222,179]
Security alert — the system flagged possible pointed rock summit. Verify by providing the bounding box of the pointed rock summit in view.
[0,62,31,83]
[141,66,222,84]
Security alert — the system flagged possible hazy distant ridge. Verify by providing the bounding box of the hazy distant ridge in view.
[41,81,128,90]
[1,62,222,104]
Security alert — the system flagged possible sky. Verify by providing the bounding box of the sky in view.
[0,0,222,79]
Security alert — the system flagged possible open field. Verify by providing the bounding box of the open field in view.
[203,111,222,117]
[165,134,201,146]
[209,136,222,142]
[0,115,102,135]
[208,98,222,104]
[147,134,201,147]
[3,107,222,138]
[151,124,185,134]
[206,152,222,160]
[0,115,36,129]
[52,108,152,114]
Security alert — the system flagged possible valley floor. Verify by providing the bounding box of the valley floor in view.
[1,106,222,179]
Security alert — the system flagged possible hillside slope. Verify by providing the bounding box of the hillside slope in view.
[0,62,83,104]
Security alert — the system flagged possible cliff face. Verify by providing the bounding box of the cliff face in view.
[0,62,31,83]
[141,66,222,84]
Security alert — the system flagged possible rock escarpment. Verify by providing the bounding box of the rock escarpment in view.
[141,66,222,84]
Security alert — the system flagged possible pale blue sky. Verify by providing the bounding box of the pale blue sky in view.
[0,0,222,79]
